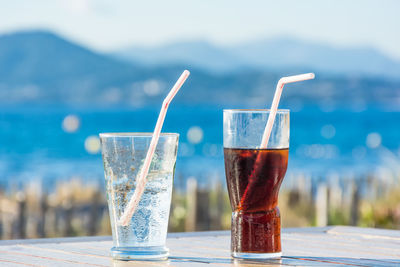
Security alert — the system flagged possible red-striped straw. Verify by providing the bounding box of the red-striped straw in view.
[260,73,315,148]
[238,73,315,210]
[119,70,190,226]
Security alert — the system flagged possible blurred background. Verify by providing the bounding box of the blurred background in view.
[0,0,400,239]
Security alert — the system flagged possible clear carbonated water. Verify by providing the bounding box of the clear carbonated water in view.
[100,133,178,260]
[106,171,173,248]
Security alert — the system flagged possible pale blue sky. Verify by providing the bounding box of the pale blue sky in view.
[1,0,399,59]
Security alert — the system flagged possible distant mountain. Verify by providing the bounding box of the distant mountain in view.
[232,38,400,78]
[115,38,400,79]
[114,41,244,72]
[0,31,141,82]
[0,30,399,108]
[0,31,149,105]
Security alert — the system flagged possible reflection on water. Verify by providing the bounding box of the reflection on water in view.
[0,106,399,188]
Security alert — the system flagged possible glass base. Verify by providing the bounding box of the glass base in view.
[111,246,169,261]
[232,251,282,259]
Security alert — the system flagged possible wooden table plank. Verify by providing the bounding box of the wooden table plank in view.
[0,226,399,266]
[0,246,109,267]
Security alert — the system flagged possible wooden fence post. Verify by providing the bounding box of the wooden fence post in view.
[63,199,73,237]
[210,182,224,230]
[185,178,197,232]
[315,184,328,227]
[16,191,27,239]
[196,189,210,231]
[88,191,101,236]
[350,183,360,226]
[37,192,48,238]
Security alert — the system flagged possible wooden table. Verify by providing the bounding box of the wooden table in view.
[0,226,399,266]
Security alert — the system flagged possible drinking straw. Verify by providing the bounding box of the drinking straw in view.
[238,73,315,210]
[260,73,315,148]
[119,70,190,226]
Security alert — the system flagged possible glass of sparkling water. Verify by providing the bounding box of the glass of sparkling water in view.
[99,133,179,261]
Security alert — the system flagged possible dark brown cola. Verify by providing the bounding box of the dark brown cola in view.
[224,148,288,254]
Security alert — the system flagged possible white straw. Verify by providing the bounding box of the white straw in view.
[119,70,190,226]
[260,73,315,148]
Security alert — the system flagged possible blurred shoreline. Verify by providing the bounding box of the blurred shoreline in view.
[1,170,399,240]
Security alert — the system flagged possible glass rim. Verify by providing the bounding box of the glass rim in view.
[223,109,289,113]
[99,132,179,138]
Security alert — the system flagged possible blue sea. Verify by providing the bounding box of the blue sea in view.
[0,105,399,191]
